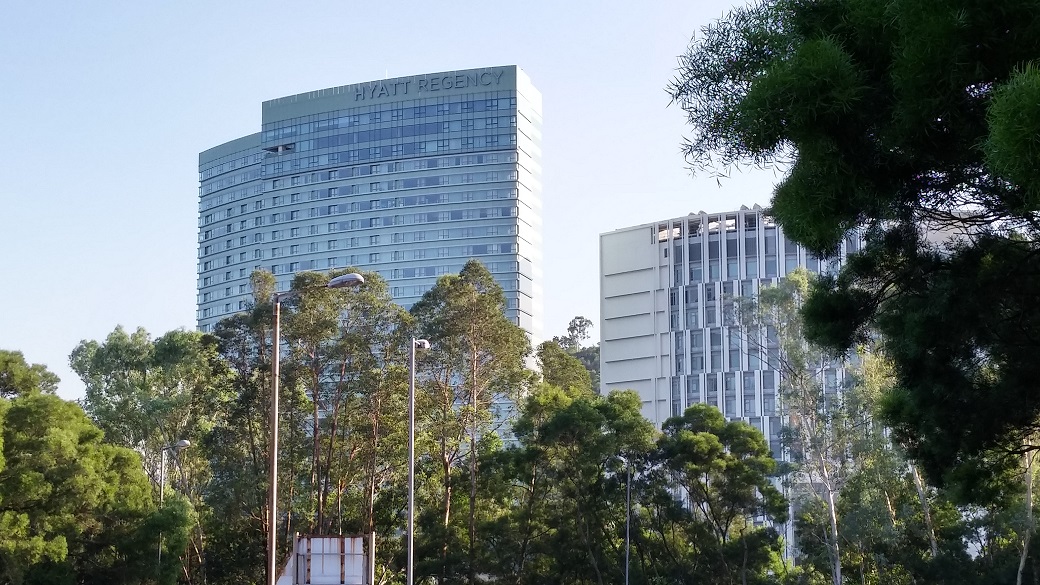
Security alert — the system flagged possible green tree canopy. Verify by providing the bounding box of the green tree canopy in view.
[536,340,592,394]
[0,360,190,585]
[671,0,1040,496]
[640,404,788,585]
[0,351,58,398]
[550,316,601,392]
[411,259,532,583]
[480,386,656,584]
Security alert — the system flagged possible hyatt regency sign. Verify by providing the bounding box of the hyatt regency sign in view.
[353,69,507,101]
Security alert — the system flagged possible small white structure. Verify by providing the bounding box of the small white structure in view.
[276,535,370,585]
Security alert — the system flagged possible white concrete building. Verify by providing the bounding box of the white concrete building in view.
[599,206,858,455]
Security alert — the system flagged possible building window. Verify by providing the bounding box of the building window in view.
[686,376,701,408]
[724,373,736,417]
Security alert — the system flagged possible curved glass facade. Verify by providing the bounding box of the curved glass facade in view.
[197,66,542,339]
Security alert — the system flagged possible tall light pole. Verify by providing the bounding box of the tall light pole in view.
[268,273,365,585]
[407,338,429,585]
[159,439,191,572]
[625,457,631,585]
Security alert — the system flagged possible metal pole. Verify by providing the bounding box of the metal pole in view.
[160,449,167,507]
[625,460,631,585]
[368,531,376,585]
[407,338,416,585]
[268,297,282,585]
[159,448,166,570]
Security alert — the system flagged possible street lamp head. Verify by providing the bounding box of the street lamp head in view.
[414,339,430,350]
[174,439,191,451]
[327,273,365,289]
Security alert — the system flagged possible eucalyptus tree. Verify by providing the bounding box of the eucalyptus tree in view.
[280,269,413,549]
[202,270,277,585]
[410,259,532,583]
[734,268,863,585]
[480,382,655,585]
[71,325,232,584]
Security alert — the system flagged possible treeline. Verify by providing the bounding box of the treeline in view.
[3,262,1040,584]
[8,260,786,585]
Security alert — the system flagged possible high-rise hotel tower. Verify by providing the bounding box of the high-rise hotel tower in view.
[197,66,542,337]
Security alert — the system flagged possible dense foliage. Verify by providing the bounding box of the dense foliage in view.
[15,260,1040,583]
[54,262,789,584]
[670,0,1040,496]
[0,352,191,585]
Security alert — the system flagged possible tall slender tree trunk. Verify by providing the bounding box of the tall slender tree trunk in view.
[468,347,479,585]
[441,434,453,584]
[794,373,841,585]
[514,469,540,584]
[285,395,301,560]
[741,528,750,585]
[366,411,379,536]
[825,480,841,585]
[876,469,897,529]
[575,496,605,585]
[311,358,324,531]
[909,463,938,558]
[815,452,841,585]
[1019,451,1036,585]
[319,404,341,534]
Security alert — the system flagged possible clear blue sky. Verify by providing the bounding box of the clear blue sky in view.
[0,0,776,400]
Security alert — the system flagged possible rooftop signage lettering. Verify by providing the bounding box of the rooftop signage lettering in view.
[353,69,506,101]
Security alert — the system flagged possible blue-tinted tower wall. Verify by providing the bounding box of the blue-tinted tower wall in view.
[197,66,543,339]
